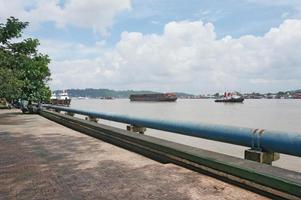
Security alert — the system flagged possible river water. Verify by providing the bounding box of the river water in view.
[70,99,301,172]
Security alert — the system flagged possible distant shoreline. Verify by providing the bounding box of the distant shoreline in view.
[54,88,301,99]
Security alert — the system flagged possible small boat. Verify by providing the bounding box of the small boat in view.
[215,92,244,103]
[50,91,71,106]
[293,93,301,99]
[100,96,114,100]
[130,93,177,102]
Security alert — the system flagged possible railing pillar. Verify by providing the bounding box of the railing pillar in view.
[126,125,146,134]
[85,116,98,123]
[65,112,74,116]
[244,149,280,165]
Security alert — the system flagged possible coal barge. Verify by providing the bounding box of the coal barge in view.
[129,93,177,102]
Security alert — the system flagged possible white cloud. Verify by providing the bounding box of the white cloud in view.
[0,0,131,35]
[47,19,301,93]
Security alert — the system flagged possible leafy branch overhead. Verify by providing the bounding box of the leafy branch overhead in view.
[0,17,51,102]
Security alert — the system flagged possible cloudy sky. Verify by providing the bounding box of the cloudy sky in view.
[1,0,301,94]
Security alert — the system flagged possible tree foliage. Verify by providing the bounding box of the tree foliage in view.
[0,68,22,100]
[0,17,51,102]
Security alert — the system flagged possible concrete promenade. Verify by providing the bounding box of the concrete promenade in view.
[0,109,268,200]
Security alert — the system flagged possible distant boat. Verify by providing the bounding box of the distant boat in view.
[129,93,177,102]
[78,96,89,100]
[215,92,244,103]
[100,96,114,100]
[50,91,71,106]
[293,93,301,99]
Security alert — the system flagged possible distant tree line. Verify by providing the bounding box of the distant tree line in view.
[57,88,301,99]
[0,17,51,103]
[57,88,158,98]
[55,88,193,98]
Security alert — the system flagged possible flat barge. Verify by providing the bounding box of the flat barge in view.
[129,93,177,102]
[215,97,244,103]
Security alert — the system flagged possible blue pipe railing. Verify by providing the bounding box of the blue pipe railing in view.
[41,104,301,157]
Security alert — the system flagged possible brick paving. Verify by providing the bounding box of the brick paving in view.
[0,109,269,200]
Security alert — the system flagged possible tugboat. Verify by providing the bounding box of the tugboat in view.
[215,92,244,103]
[50,90,71,106]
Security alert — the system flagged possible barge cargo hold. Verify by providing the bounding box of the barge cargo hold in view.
[129,93,177,102]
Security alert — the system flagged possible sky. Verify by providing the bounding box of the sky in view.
[1,0,301,94]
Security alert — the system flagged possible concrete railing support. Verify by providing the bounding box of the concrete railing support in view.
[244,149,280,165]
[126,125,146,134]
[85,116,98,123]
[66,112,74,117]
